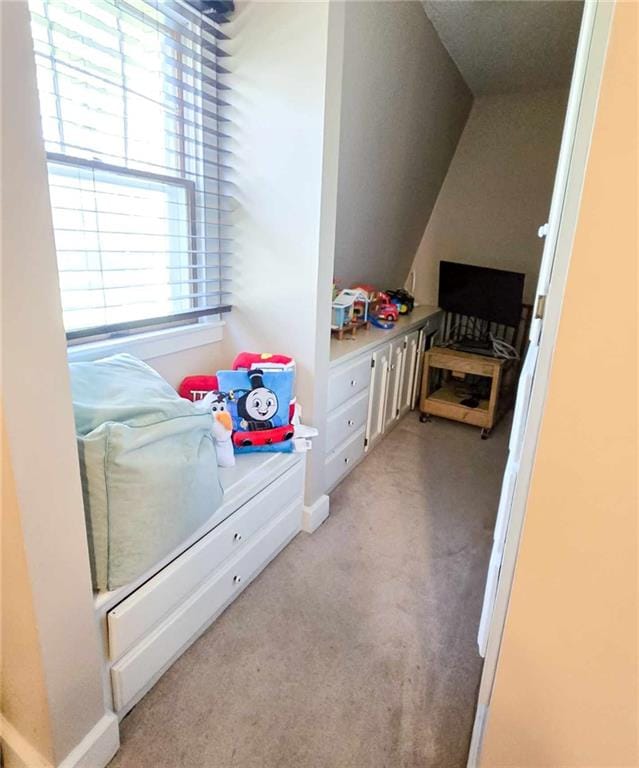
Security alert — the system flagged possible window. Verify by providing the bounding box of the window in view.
[29,0,233,341]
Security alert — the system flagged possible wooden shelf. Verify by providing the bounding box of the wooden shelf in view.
[423,380,491,428]
[428,381,490,412]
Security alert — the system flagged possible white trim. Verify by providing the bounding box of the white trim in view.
[467,2,616,764]
[302,494,330,533]
[66,319,224,363]
[0,712,119,768]
[58,713,119,768]
[0,714,52,768]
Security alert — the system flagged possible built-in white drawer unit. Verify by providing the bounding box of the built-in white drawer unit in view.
[107,460,304,663]
[110,498,301,714]
[324,426,366,491]
[327,355,372,411]
[325,390,369,454]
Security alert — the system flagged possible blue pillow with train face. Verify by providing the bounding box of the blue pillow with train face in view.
[216,368,295,453]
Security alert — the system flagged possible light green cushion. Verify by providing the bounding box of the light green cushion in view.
[70,354,223,591]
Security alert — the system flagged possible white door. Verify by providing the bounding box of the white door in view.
[469,3,616,764]
[475,0,612,659]
[365,344,389,450]
[399,331,420,415]
[383,340,403,431]
[476,328,540,654]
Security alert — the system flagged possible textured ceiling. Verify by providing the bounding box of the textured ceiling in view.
[422,1,583,95]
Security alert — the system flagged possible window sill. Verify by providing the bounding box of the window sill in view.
[66,320,225,363]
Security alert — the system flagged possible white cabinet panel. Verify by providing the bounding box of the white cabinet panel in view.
[411,329,425,410]
[324,426,366,491]
[325,390,369,454]
[327,355,371,411]
[110,499,301,714]
[107,461,304,662]
[399,331,420,416]
[365,344,389,450]
[384,340,404,431]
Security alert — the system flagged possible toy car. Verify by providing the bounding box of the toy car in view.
[385,288,415,315]
[375,301,399,322]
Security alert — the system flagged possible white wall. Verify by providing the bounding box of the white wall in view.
[144,338,226,390]
[221,0,344,506]
[409,88,569,306]
[333,1,472,289]
[1,3,118,766]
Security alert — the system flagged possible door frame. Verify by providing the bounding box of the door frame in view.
[467,1,616,764]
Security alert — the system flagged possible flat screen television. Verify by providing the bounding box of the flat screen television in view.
[438,261,525,327]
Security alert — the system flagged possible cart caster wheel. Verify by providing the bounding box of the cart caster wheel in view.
[481,428,491,440]
[420,413,431,424]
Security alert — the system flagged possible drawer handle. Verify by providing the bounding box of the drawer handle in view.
[233,532,242,542]
[233,575,242,584]
[347,419,355,426]
[344,457,350,465]
[350,379,357,387]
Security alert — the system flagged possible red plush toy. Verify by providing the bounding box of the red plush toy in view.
[232,351,295,372]
[178,375,219,402]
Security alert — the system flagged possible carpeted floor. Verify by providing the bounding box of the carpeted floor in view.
[110,412,509,768]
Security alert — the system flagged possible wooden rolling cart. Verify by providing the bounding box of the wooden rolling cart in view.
[418,346,517,439]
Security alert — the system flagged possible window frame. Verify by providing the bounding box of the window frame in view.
[31,0,233,346]
[47,151,213,342]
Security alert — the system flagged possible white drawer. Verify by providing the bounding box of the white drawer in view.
[325,426,366,491]
[107,460,304,662]
[327,355,372,411]
[111,498,301,714]
[325,391,369,454]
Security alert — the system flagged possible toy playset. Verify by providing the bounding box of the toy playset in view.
[331,288,370,339]
[331,282,415,335]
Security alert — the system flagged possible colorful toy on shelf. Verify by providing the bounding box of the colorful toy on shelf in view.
[371,291,399,323]
[331,288,370,339]
[385,288,415,315]
[370,315,395,330]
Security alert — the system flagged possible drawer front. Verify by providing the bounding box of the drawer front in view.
[107,460,304,662]
[325,426,366,491]
[111,498,301,714]
[325,391,369,454]
[328,355,372,411]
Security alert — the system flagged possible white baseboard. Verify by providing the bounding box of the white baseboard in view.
[302,494,330,533]
[59,713,119,768]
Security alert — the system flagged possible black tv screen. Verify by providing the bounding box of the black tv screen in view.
[438,261,524,327]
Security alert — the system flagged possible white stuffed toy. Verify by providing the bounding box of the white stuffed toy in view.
[198,391,235,468]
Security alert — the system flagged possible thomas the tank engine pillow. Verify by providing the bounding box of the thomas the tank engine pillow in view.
[216,367,295,453]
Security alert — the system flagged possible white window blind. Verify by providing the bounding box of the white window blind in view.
[28,0,233,341]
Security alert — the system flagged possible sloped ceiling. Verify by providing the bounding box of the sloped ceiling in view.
[422,1,583,95]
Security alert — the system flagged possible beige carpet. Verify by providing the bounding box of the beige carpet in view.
[110,412,509,768]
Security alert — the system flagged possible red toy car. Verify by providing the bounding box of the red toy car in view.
[375,301,399,323]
